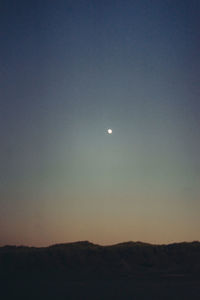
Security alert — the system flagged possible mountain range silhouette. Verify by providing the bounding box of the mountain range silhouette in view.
[1,241,200,299]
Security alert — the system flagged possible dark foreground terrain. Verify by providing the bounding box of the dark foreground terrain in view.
[1,241,200,299]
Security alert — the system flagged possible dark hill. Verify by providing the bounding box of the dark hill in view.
[1,241,200,299]
[1,240,200,280]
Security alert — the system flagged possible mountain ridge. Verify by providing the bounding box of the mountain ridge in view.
[1,240,200,280]
[1,240,200,249]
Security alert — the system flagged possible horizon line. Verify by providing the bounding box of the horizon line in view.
[1,239,200,249]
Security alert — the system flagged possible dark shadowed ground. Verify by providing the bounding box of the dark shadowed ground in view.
[1,241,200,299]
[2,277,200,300]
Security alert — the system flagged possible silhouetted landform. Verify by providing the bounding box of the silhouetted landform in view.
[1,240,200,280]
[1,241,200,299]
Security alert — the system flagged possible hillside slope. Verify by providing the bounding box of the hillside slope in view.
[1,241,200,280]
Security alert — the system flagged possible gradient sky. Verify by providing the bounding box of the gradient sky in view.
[1,0,200,246]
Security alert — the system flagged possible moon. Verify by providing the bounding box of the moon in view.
[107,128,112,134]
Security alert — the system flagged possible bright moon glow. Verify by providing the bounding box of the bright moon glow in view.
[107,129,112,134]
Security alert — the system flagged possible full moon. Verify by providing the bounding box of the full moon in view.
[107,128,112,134]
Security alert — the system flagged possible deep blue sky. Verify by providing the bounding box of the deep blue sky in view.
[1,0,200,246]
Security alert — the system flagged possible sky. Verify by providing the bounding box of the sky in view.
[0,0,200,246]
